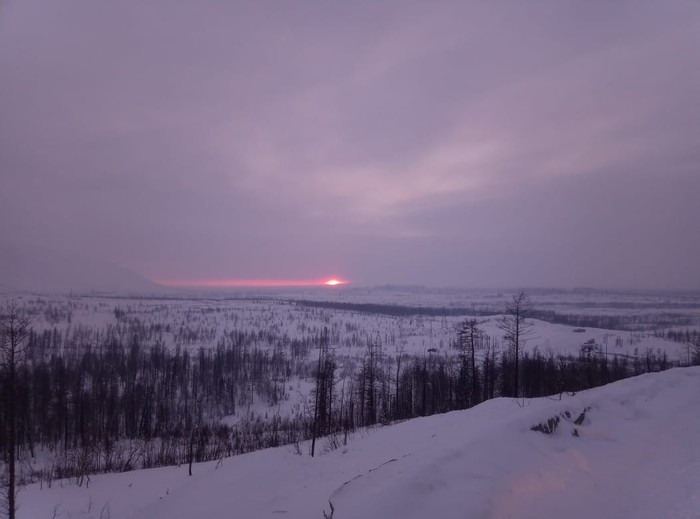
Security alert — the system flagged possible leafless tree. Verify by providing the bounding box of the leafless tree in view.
[311,328,332,457]
[457,318,485,406]
[393,341,405,419]
[1,303,31,519]
[498,292,533,399]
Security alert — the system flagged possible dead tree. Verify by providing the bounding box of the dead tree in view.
[393,341,405,419]
[1,303,31,519]
[457,318,485,406]
[497,292,533,400]
[311,328,332,457]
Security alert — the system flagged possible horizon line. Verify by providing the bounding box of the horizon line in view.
[153,277,349,288]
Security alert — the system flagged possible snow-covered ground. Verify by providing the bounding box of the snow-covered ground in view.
[1,293,687,362]
[20,366,700,519]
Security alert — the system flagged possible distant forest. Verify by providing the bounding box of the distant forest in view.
[292,300,695,330]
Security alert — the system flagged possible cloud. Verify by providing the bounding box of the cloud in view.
[1,0,698,289]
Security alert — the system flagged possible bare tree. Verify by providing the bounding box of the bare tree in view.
[1,303,31,519]
[358,335,383,426]
[393,341,405,420]
[188,425,198,476]
[457,318,485,406]
[498,292,533,399]
[311,328,332,457]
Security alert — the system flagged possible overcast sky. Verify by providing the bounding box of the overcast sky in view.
[1,0,699,290]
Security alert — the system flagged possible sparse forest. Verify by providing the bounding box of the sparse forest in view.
[0,293,691,495]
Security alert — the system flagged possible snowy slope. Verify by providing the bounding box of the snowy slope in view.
[21,367,700,519]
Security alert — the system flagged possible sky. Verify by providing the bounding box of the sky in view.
[1,0,699,291]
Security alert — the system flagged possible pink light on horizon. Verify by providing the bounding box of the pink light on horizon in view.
[154,277,349,288]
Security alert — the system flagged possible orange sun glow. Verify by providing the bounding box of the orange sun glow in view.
[323,278,347,286]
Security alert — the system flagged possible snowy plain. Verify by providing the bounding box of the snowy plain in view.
[1,288,693,430]
[19,366,700,519]
[2,290,690,363]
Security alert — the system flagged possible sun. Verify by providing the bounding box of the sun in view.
[324,278,347,286]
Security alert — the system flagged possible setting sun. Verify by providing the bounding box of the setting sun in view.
[324,278,347,286]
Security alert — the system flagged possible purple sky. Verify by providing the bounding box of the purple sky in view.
[1,1,699,290]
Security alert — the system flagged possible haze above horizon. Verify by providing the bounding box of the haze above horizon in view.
[1,0,699,292]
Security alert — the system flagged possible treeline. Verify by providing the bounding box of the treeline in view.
[292,300,692,331]
[657,328,700,346]
[292,300,482,318]
[531,310,693,331]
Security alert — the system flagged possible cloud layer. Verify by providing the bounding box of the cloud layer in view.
[1,0,699,289]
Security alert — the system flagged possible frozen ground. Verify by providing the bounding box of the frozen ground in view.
[20,366,700,519]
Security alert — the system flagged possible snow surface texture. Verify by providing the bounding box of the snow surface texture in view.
[20,367,700,519]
